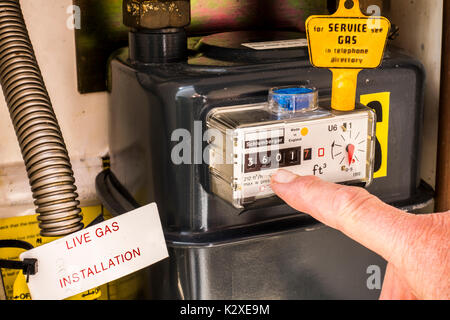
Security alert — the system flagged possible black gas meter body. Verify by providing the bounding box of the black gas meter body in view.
[103,30,432,299]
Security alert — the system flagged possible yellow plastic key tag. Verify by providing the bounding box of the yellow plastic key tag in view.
[306,0,390,111]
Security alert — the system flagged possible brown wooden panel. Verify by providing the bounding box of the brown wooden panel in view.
[436,0,450,212]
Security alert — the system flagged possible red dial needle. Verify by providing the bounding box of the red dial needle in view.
[347,144,355,165]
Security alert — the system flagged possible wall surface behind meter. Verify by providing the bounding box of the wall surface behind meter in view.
[0,0,109,218]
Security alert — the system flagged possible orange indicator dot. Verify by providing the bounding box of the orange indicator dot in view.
[301,127,309,136]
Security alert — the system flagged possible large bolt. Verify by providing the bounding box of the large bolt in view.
[123,0,191,29]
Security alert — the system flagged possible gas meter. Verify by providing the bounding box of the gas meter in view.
[101,0,433,301]
[207,87,376,208]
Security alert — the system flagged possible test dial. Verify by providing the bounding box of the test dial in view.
[331,123,366,168]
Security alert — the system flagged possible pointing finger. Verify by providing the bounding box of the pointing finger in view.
[270,169,414,266]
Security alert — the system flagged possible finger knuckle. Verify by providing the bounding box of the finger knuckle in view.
[331,186,374,225]
[332,186,371,212]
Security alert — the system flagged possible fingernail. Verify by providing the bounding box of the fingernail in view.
[272,169,298,184]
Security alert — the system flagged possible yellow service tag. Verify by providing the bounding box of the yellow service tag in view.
[306,0,390,111]
[0,206,103,300]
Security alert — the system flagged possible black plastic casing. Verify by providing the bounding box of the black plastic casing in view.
[104,32,432,299]
[108,34,426,234]
[128,28,187,64]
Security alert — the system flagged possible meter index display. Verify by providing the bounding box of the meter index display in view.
[207,102,376,209]
[236,112,374,206]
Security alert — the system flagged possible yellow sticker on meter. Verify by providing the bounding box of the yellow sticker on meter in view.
[306,0,391,111]
[360,92,390,179]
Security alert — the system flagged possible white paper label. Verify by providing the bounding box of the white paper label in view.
[241,39,308,50]
[20,203,168,300]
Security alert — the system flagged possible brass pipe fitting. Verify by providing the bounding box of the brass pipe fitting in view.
[123,0,191,29]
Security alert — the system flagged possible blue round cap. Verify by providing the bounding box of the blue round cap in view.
[269,86,318,115]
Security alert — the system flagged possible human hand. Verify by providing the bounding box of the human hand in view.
[270,169,450,300]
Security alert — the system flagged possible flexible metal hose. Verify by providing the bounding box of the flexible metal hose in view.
[0,0,83,236]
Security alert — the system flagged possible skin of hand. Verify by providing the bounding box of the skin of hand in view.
[270,169,450,300]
